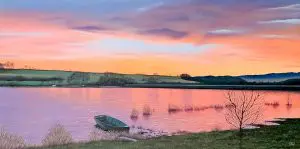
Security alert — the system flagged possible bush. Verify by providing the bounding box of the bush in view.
[180,74,192,80]
[143,105,152,116]
[42,124,73,146]
[168,104,182,113]
[130,109,139,120]
[0,128,26,149]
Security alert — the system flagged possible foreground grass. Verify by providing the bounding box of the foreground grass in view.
[30,119,300,149]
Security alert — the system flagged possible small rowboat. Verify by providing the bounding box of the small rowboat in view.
[94,115,130,132]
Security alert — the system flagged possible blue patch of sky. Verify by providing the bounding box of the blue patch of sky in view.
[0,0,169,15]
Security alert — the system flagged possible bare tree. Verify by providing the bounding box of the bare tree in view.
[224,90,264,135]
[3,61,14,69]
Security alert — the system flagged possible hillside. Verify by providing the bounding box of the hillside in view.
[0,69,197,86]
[240,72,300,82]
[186,76,247,85]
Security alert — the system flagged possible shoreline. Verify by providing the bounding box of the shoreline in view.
[28,118,300,149]
[1,84,300,91]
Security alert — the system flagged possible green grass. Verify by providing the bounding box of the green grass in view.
[0,69,196,86]
[29,119,300,149]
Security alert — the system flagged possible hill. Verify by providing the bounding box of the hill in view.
[184,76,247,85]
[0,69,197,87]
[240,72,300,82]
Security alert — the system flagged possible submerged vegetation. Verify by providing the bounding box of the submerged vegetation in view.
[265,102,280,107]
[130,109,139,120]
[142,105,152,116]
[168,104,228,114]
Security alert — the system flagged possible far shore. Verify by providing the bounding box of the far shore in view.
[1,84,300,91]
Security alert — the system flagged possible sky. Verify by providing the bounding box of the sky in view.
[0,0,299,75]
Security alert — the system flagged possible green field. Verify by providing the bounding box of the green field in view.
[0,69,197,86]
[29,119,300,149]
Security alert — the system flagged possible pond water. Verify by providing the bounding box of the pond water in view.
[0,88,299,144]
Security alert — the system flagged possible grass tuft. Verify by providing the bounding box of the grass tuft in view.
[0,127,26,149]
[41,124,73,147]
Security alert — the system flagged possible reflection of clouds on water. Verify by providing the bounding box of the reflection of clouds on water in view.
[0,88,300,144]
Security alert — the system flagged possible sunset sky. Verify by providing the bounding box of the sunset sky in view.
[0,0,299,75]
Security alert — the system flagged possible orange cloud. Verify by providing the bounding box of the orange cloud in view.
[1,8,300,76]
[0,12,103,59]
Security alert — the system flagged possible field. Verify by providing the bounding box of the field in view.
[29,118,300,149]
[0,69,196,86]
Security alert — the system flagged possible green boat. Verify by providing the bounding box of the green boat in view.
[94,115,130,132]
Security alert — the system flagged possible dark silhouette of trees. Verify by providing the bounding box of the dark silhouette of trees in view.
[0,61,15,69]
[224,90,264,135]
[180,74,192,80]
[0,63,4,69]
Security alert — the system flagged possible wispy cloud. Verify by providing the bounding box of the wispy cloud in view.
[207,29,244,35]
[138,28,189,39]
[1,0,300,75]
[0,32,49,37]
[137,2,164,12]
[71,25,109,32]
[258,18,300,25]
[266,4,300,11]
[259,34,296,39]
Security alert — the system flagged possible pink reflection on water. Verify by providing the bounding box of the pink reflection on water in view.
[0,88,299,144]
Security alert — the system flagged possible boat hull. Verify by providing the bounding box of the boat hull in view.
[94,115,130,132]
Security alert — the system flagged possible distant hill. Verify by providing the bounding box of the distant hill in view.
[240,72,300,83]
[186,72,300,85]
[186,76,247,85]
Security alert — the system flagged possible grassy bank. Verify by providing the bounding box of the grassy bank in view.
[0,69,196,87]
[1,69,300,91]
[30,118,300,149]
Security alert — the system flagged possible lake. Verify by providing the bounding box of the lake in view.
[0,88,299,144]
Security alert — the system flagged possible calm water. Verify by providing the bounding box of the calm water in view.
[0,88,299,144]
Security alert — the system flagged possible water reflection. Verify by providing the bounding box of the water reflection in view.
[0,88,299,144]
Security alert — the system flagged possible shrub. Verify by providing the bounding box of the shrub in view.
[130,109,139,120]
[143,105,152,116]
[184,105,194,112]
[265,101,280,107]
[211,104,224,111]
[180,74,192,80]
[42,124,73,146]
[0,128,26,149]
[168,104,182,113]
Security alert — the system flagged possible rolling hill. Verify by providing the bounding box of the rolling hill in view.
[240,72,300,82]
